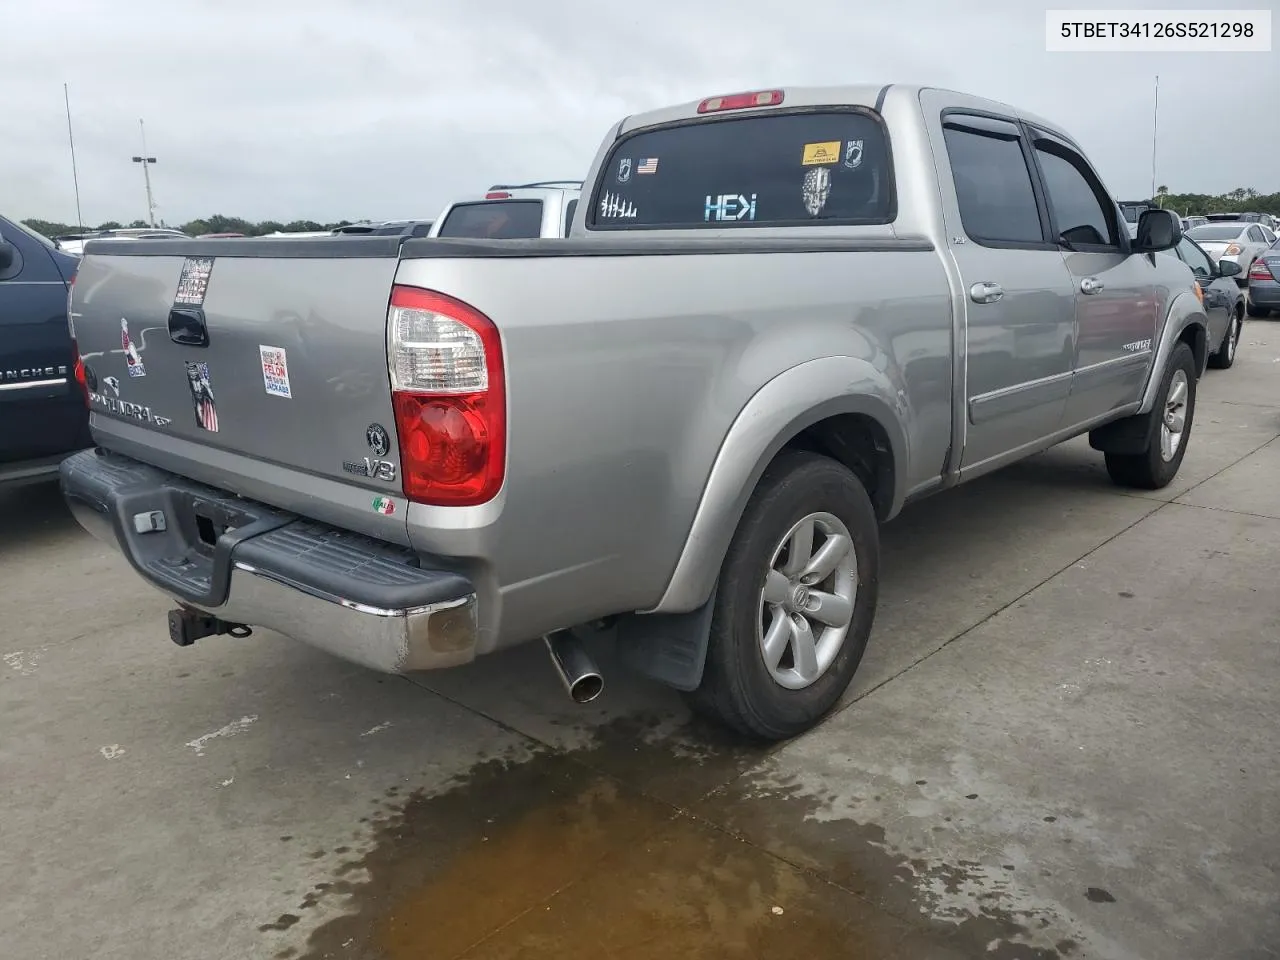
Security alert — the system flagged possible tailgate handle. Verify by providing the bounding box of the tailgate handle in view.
[169,307,209,347]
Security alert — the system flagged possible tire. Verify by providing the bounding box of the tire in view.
[1208,307,1241,370]
[1247,300,1271,319]
[1105,341,1197,490]
[686,451,879,742]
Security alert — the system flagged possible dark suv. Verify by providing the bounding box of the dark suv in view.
[0,215,90,486]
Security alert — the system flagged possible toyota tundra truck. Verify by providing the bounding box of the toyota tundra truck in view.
[60,84,1207,741]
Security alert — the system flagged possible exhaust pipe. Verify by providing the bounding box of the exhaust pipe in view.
[544,629,604,704]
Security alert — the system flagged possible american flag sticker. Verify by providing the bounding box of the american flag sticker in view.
[637,157,659,175]
[184,360,219,433]
[259,345,292,399]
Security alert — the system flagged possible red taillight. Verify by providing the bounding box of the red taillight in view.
[697,90,784,114]
[1249,259,1275,281]
[72,338,89,408]
[387,286,505,506]
[484,191,511,200]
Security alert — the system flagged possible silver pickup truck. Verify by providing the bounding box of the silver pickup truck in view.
[61,84,1213,742]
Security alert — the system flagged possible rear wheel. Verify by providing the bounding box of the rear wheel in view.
[686,451,879,742]
[1208,307,1242,369]
[1105,342,1197,490]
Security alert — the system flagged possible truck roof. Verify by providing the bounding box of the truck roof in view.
[616,84,1078,148]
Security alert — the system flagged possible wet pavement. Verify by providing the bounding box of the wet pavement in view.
[4,325,1280,960]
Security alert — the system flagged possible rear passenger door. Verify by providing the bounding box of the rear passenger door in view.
[1028,129,1158,429]
[938,114,1077,471]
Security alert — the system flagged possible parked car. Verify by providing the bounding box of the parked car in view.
[196,232,247,239]
[1118,199,1155,238]
[1182,216,1209,231]
[1160,236,1245,367]
[1184,222,1275,286]
[1206,212,1276,230]
[428,182,582,239]
[332,220,435,238]
[56,227,188,256]
[61,84,1208,741]
[1246,239,1280,317]
[0,215,91,486]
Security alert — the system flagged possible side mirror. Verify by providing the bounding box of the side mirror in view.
[1218,259,1243,278]
[1135,208,1182,253]
[0,240,13,271]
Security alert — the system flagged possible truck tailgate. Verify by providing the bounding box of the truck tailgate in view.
[71,238,408,537]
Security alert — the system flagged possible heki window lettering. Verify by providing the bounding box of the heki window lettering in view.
[704,194,758,223]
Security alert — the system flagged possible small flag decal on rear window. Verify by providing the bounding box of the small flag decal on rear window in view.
[637,158,659,175]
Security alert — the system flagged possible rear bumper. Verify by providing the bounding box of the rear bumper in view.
[1248,280,1280,307]
[60,448,479,673]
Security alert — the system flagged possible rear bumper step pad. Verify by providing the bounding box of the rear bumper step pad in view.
[59,448,478,672]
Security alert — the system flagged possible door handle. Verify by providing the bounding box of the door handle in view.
[168,306,209,347]
[1080,277,1105,295]
[969,281,1004,304]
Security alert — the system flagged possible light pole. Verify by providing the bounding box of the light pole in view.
[131,119,157,227]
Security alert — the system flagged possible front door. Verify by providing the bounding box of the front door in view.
[1028,131,1158,428]
[936,112,1077,471]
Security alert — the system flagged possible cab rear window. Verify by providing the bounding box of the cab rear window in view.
[437,201,543,239]
[589,109,893,230]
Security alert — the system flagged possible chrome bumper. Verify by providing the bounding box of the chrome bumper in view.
[61,448,478,673]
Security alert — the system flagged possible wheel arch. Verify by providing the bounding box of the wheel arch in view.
[644,356,908,617]
[1139,290,1209,412]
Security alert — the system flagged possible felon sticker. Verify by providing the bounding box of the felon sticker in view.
[174,257,214,306]
[802,141,841,166]
[704,194,757,222]
[259,345,292,398]
[121,318,146,378]
[184,360,219,433]
[371,496,396,516]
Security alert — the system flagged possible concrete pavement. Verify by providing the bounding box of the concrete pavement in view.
[3,324,1279,960]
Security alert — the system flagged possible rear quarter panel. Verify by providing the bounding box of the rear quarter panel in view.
[394,242,951,649]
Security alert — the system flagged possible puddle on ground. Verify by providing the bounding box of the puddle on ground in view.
[285,716,1078,960]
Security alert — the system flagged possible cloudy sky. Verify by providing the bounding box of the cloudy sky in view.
[7,0,1277,227]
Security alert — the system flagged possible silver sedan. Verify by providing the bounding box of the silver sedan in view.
[1185,222,1277,286]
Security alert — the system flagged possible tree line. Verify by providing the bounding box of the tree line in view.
[19,187,1280,241]
[1151,187,1280,217]
[20,214,356,239]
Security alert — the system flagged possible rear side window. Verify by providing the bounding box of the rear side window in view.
[589,109,893,229]
[437,201,543,239]
[943,123,1043,246]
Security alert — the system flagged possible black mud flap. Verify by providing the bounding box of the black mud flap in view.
[615,588,717,692]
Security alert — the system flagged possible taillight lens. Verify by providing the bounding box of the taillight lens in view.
[72,338,89,408]
[387,285,505,505]
[1249,259,1275,281]
[1224,243,1242,256]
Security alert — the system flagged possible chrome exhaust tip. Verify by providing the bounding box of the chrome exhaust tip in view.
[544,629,604,704]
